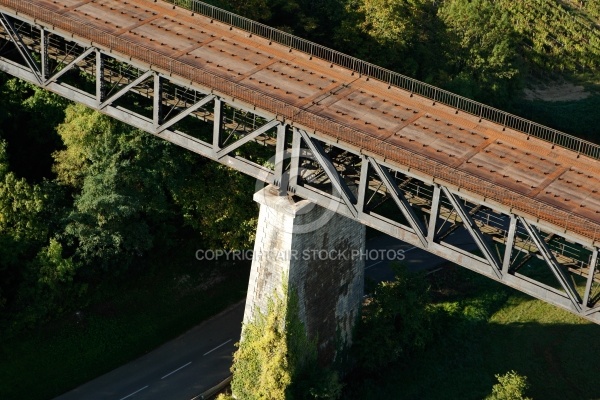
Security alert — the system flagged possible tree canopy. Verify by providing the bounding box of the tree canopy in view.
[485,371,532,400]
[0,76,258,331]
[439,0,523,104]
[353,264,431,372]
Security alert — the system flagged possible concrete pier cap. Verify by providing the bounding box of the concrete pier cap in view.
[243,185,366,364]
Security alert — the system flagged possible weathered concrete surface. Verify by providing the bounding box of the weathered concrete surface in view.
[243,186,365,363]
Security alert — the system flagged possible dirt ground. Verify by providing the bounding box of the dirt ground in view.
[524,81,590,102]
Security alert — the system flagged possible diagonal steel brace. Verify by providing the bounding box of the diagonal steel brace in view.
[520,217,582,312]
[44,46,95,86]
[298,130,357,218]
[368,157,427,247]
[157,94,215,134]
[583,249,599,309]
[0,13,42,83]
[442,187,502,278]
[99,69,153,109]
[216,119,280,158]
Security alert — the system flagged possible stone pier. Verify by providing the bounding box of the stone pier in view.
[243,186,365,363]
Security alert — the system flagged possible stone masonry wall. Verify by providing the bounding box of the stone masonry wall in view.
[243,186,365,364]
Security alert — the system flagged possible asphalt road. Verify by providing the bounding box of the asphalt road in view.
[54,301,244,400]
[364,227,476,282]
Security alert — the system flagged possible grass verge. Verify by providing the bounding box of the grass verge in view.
[344,266,600,400]
[0,243,250,400]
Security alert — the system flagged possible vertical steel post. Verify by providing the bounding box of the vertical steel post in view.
[95,50,104,105]
[583,249,599,308]
[288,127,301,192]
[153,73,163,129]
[40,29,48,82]
[427,184,441,245]
[356,155,369,215]
[502,215,518,275]
[274,123,287,195]
[213,98,222,151]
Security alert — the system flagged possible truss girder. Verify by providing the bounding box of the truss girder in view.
[2,11,600,323]
[368,156,427,247]
[442,187,502,278]
[217,119,280,159]
[99,69,153,110]
[0,13,41,83]
[44,46,94,86]
[298,129,358,218]
[520,218,582,311]
[157,92,216,134]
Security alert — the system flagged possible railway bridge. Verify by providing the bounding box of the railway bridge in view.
[1,0,600,363]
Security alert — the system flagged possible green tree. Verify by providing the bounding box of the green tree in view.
[354,264,431,372]
[0,74,68,180]
[35,239,78,300]
[62,162,156,270]
[0,141,59,320]
[0,140,8,179]
[439,0,524,104]
[169,158,257,250]
[221,0,272,21]
[53,104,115,189]
[13,238,85,328]
[359,0,426,47]
[55,104,257,257]
[0,173,46,241]
[348,0,446,79]
[56,105,174,270]
[0,75,72,327]
[485,370,532,400]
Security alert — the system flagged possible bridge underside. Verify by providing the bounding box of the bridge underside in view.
[0,10,599,323]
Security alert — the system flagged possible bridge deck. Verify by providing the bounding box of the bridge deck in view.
[5,0,600,242]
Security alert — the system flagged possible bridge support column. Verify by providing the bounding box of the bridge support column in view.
[243,186,365,364]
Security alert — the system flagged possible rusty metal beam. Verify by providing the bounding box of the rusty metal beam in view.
[2,7,600,325]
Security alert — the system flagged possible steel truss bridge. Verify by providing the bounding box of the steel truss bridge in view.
[1,0,600,322]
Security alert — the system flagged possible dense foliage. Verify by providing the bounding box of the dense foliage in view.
[353,264,431,372]
[578,0,600,20]
[341,266,548,400]
[0,75,258,335]
[485,371,532,400]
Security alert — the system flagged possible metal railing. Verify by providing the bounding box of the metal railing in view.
[163,0,600,161]
[1,0,599,244]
